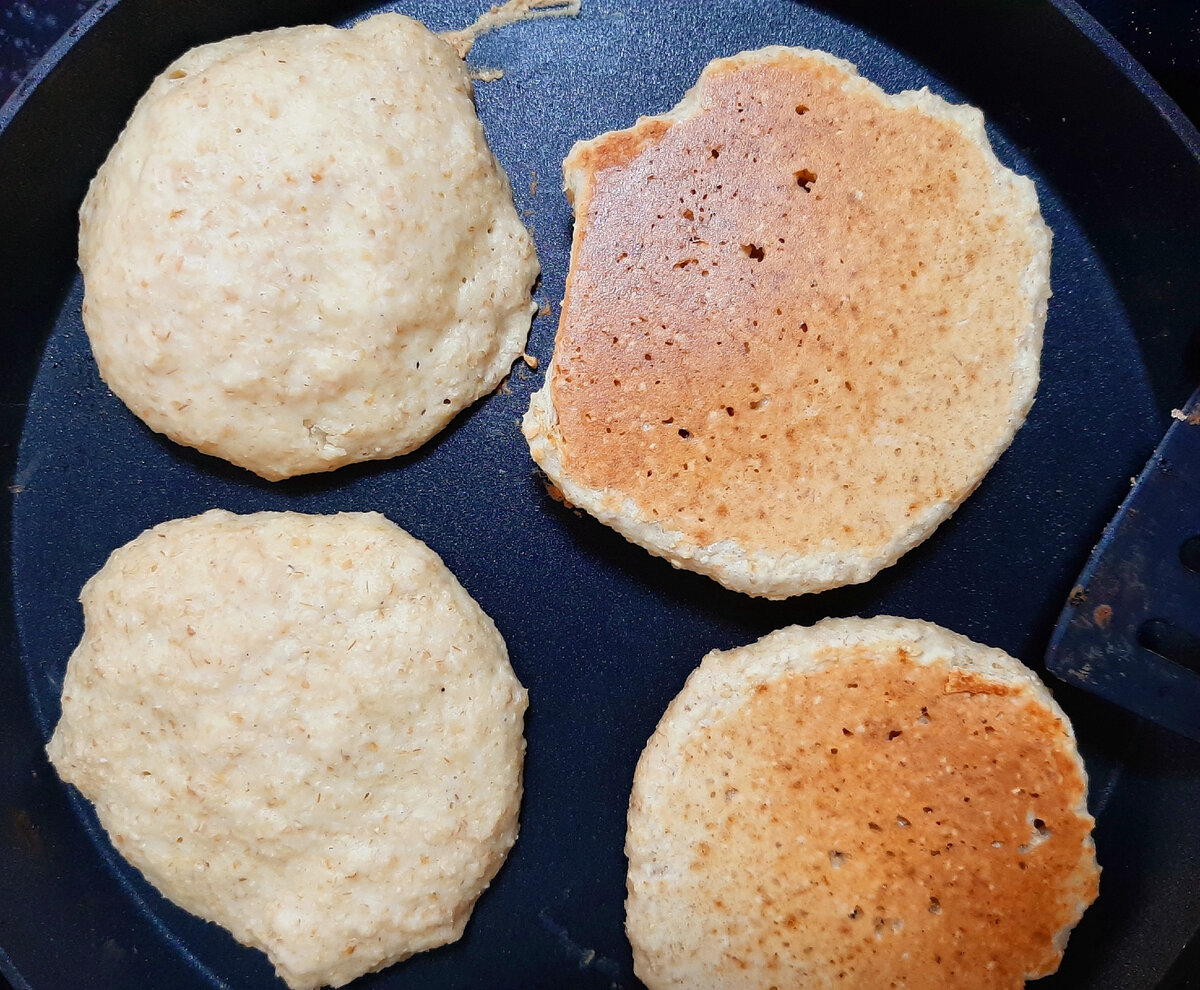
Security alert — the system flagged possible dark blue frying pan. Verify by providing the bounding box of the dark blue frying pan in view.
[1,2,1198,987]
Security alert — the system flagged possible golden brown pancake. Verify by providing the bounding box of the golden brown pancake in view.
[524,47,1050,597]
[625,617,1100,990]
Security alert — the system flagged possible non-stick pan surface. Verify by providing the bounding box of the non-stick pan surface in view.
[2,2,1198,988]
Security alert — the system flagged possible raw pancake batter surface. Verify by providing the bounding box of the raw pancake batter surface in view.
[47,510,528,989]
[80,13,538,480]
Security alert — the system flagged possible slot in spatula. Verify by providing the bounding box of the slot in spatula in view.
[1045,386,1200,741]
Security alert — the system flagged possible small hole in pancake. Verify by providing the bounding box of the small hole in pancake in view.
[887,729,902,740]
[1018,815,1053,853]
[929,896,942,915]
[710,148,720,158]
[795,104,809,115]
[828,850,847,869]
[678,428,691,439]
[795,169,818,191]
[726,407,735,416]
[741,243,766,262]
[896,816,911,828]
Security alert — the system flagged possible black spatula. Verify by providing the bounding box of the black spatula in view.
[1046,387,1200,741]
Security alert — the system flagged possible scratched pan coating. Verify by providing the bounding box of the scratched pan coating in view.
[1,2,1199,988]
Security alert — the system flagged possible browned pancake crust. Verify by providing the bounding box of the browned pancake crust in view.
[700,657,1092,985]
[630,636,1099,988]
[550,51,1041,558]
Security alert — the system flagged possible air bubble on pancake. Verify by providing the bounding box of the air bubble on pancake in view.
[1017,814,1053,855]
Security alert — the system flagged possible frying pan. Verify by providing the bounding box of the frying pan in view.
[2,1,1198,988]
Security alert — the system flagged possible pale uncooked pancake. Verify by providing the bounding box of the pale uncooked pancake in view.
[524,46,1050,598]
[47,510,527,990]
[79,13,538,480]
[626,616,1099,990]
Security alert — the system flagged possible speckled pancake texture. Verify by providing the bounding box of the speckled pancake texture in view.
[47,510,528,990]
[79,13,538,480]
[626,616,1099,990]
[524,47,1050,598]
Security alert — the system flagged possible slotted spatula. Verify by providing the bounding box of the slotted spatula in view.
[1046,386,1200,741]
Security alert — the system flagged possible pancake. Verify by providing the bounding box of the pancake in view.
[46,510,527,989]
[79,13,538,480]
[524,46,1050,598]
[625,616,1100,990]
